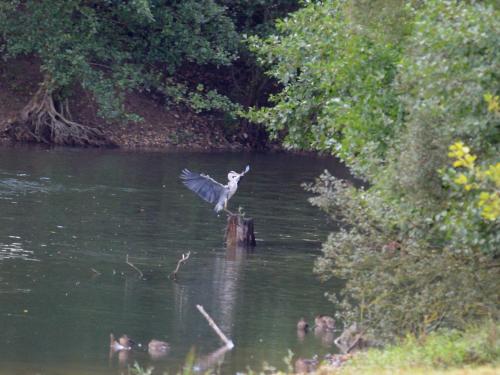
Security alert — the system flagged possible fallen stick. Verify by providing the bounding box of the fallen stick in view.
[169,251,191,280]
[196,304,234,349]
[126,254,143,278]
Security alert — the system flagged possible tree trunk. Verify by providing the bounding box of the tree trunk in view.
[225,214,256,250]
[5,79,114,147]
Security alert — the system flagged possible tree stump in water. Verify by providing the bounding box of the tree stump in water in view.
[225,214,256,249]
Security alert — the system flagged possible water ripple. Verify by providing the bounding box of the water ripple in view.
[0,241,39,262]
[0,177,62,196]
[0,175,140,197]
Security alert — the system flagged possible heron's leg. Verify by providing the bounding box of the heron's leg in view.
[224,208,236,216]
[224,201,235,216]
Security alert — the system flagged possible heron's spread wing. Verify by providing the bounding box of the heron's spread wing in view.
[180,169,227,205]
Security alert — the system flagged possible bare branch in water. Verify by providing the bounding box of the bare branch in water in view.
[126,254,143,278]
[169,251,191,280]
[196,304,234,349]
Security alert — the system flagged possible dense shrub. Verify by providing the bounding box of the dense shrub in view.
[387,0,500,203]
[308,172,498,339]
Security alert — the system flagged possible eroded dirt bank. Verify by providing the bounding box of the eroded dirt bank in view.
[0,57,259,151]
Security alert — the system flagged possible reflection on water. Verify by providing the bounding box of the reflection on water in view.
[0,146,351,374]
[194,344,231,373]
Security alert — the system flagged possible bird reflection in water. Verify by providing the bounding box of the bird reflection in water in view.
[296,317,309,341]
[314,315,335,347]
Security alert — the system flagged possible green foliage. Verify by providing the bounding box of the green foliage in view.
[0,0,240,120]
[247,0,411,176]
[129,361,153,375]
[253,0,500,340]
[159,80,242,115]
[182,347,196,375]
[389,0,500,202]
[308,172,499,339]
[187,89,241,114]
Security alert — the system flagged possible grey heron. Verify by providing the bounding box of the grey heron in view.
[180,165,250,213]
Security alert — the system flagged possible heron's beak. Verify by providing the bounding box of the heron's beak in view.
[241,165,250,176]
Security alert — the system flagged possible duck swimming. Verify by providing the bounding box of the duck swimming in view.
[297,317,309,331]
[148,339,170,359]
[109,333,133,351]
[314,315,335,331]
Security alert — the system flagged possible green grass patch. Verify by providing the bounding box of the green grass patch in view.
[339,323,499,374]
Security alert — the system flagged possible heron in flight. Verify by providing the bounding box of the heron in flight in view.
[180,165,250,213]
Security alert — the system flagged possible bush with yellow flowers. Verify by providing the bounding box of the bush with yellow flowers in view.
[439,141,499,255]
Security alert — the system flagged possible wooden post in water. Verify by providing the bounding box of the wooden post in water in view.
[225,214,256,250]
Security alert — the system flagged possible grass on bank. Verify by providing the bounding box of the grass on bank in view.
[334,323,499,375]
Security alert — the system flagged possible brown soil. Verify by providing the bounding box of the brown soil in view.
[0,57,245,151]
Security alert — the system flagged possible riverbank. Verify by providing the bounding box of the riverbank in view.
[0,57,263,151]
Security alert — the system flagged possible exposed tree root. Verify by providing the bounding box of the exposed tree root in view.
[5,81,115,147]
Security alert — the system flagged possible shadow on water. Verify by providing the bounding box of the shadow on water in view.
[0,146,353,374]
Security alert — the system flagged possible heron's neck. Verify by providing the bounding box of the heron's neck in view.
[227,179,239,197]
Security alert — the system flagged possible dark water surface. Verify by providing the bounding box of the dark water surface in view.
[0,146,350,375]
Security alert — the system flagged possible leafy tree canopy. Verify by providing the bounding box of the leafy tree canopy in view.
[0,0,240,120]
[247,0,413,176]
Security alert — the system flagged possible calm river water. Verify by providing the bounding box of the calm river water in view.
[0,146,350,375]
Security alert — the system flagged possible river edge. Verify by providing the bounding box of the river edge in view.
[121,323,499,374]
[304,323,499,375]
